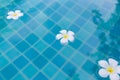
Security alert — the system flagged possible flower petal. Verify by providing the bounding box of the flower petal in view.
[60,38,68,44]
[98,60,109,68]
[116,66,120,74]
[108,58,118,67]
[7,16,12,19]
[12,16,19,20]
[18,13,23,16]
[15,10,21,13]
[56,34,63,40]
[110,74,120,80]
[60,30,67,34]
[68,36,74,42]
[68,31,74,36]
[8,11,14,15]
[98,69,109,78]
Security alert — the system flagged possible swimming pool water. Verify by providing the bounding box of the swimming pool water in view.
[0,0,120,80]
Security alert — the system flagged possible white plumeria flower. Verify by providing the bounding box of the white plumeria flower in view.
[56,30,75,44]
[7,10,23,20]
[98,58,120,80]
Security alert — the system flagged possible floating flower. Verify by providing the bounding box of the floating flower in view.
[56,30,75,44]
[7,10,23,20]
[98,58,120,80]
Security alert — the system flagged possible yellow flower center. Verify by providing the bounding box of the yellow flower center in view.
[107,67,114,73]
[63,34,68,39]
[13,13,17,16]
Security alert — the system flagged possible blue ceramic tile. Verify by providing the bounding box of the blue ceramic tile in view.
[33,73,48,80]
[50,2,61,10]
[42,47,57,59]
[43,33,55,44]
[50,12,62,22]
[8,34,22,45]
[0,57,8,69]
[23,64,37,78]
[26,33,39,45]
[6,48,20,60]
[18,27,30,38]
[82,60,97,74]
[44,8,54,16]
[13,56,28,69]
[16,41,30,52]
[20,13,31,23]
[34,41,47,52]
[0,37,4,43]
[79,44,93,55]
[62,62,77,77]
[25,48,39,60]
[43,63,58,78]
[1,64,18,80]
[52,55,66,68]
[52,40,63,50]
[33,56,48,69]
[13,74,25,80]
[27,20,39,30]
[36,2,46,10]
[43,19,55,29]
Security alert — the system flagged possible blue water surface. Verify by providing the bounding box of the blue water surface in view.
[0,0,120,80]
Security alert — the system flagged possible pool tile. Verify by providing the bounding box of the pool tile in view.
[69,39,82,49]
[0,56,8,69]
[50,12,62,22]
[57,6,68,15]
[0,19,7,30]
[27,7,39,16]
[1,64,18,80]
[62,62,77,77]
[18,27,30,38]
[43,19,55,29]
[61,46,74,58]
[71,53,85,66]
[27,20,39,30]
[51,25,61,34]
[36,2,46,10]
[26,33,39,45]
[8,34,22,45]
[0,41,12,52]
[50,2,61,10]
[20,13,31,23]
[6,48,20,60]
[82,60,97,74]
[42,47,57,60]
[13,74,25,80]
[34,41,47,52]
[79,44,93,55]
[23,64,37,79]
[43,63,58,78]
[43,33,55,44]
[13,56,28,69]
[52,40,63,50]
[33,56,48,69]
[33,72,48,80]
[44,8,54,16]
[52,55,66,68]
[25,48,39,60]
[53,71,68,80]
[16,41,30,52]
[0,37,4,43]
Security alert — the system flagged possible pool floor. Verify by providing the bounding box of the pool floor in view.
[0,0,120,80]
